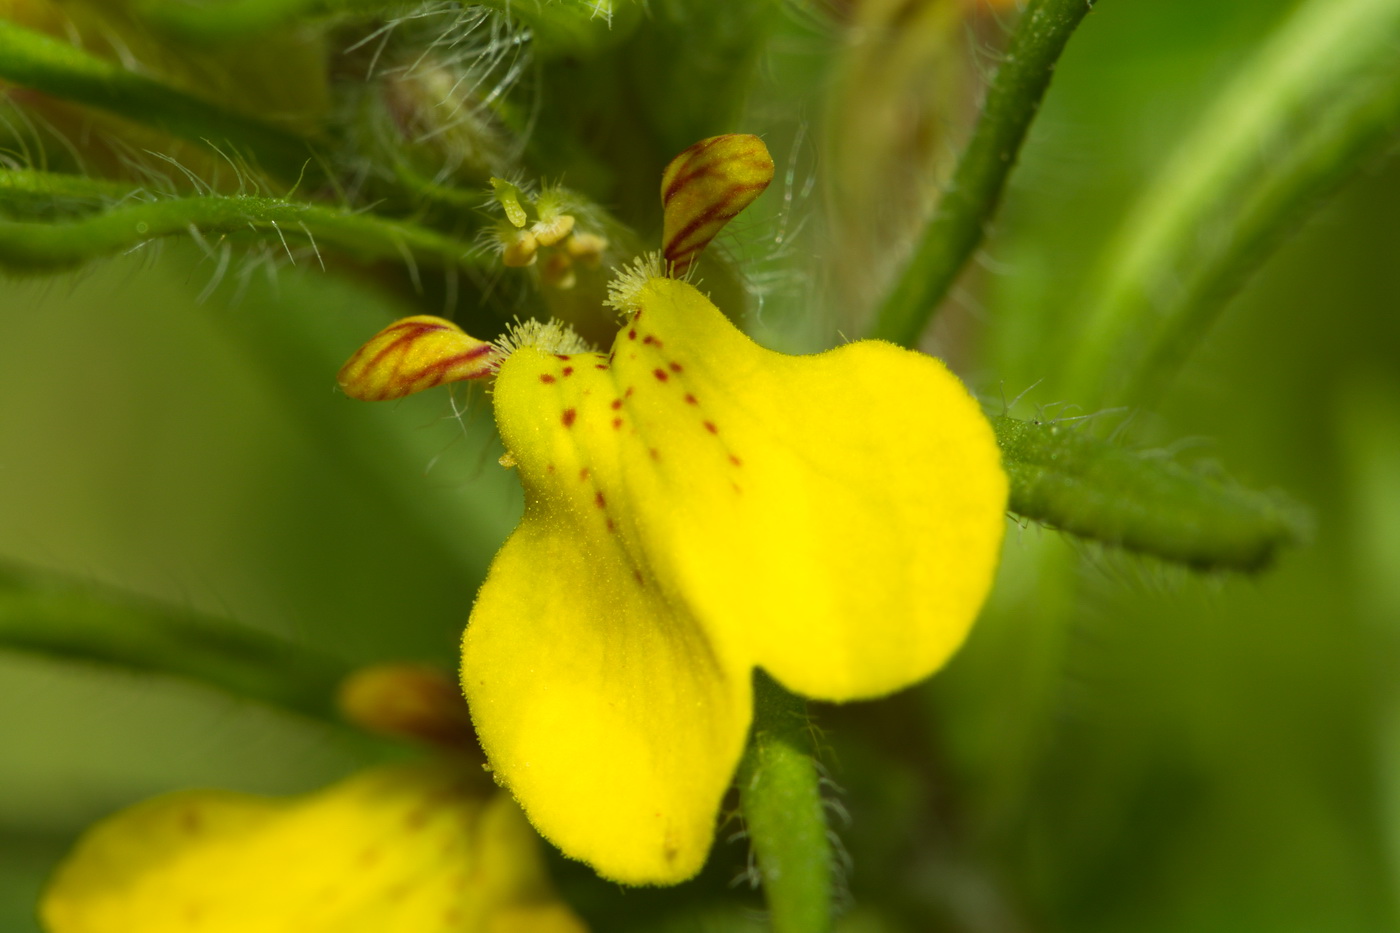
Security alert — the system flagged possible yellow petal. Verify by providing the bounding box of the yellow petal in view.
[463,482,751,885]
[41,763,587,933]
[464,276,1006,883]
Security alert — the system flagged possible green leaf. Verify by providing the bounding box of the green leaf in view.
[0,562,351,721]
[995,415,1306,572]
[1065,0,1400,408]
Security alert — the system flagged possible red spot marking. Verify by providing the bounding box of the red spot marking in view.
[669,361,683,373]
[612,417,623,429]
[633,569,645,586]
[562,366,574,376]
[704,421,718,434]
[729,454,743,467]
[555,353,571,361]
[579,467,589,481]
[606,517,616,532]
[611,399,623,410]
[643,334,663,348]
[562,409,577,427]
[684,393,698,405]
[596,363,609,370]
[594,491,606,509]
[654,369,669,382]
[649,448,660,460]
[540,373,556,383]
[634,308,643,320]
[546,463,555,473]
[627,329,637,340]
[625,387,635,398]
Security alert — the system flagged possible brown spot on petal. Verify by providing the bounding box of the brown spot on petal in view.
[627,329,637,340]
[540,373,556,384]
[669,361,683,373]
[562,408,577,428]
[562,366,574,376]
[654,369,669,382]
[704,420,718,434]
[594,491,606,508]
[611,398,624,410]
[684,393,698,405]
[612,417,623,429]
[579,467,589,481]
[729,454,743,467]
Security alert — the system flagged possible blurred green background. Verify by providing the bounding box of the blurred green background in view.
[2,0,1399,930]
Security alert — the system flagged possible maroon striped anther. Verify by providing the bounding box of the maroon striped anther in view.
[660,134,774,274]
[338,315,502,401]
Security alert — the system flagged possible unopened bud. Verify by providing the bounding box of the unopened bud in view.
[338,663,477,750]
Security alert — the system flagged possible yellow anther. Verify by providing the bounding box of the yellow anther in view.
[566,231,608,266]
[531,213,576,247]
[501,228,539,267]
[540,251,577,290]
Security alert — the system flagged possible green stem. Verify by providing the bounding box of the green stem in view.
[148,0,640,55]
[737,672,833,933]
[0,21,319,182]
[1065,0,1400,408]
[0,184,490,273]
[0,562,351,722]
[866,0,1096,347]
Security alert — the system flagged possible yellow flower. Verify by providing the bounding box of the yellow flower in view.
[339,135,1008,885]
[41,762,587,933]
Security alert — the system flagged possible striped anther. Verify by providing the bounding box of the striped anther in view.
[338,315,502,401]
[660,134,774,274]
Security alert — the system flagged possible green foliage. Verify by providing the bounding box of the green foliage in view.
[995,415,1305,571]
[1,0,1398,930]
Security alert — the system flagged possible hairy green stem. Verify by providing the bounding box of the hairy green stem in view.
[866,0,1096,347]
[148,0,640,55]
[1066,0,1400,408]
[0,21,319,181]
[0,562,351,721]
[737,672,833,933]
[995,415,1306,572]
[0,183,490,273]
